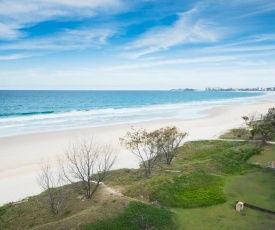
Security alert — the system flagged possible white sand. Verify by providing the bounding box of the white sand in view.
[0,100,274,205]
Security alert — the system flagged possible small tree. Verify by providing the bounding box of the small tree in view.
[120,127,160,178]
[157,126,187,165]
[251,122,275,144]
[37,162,64,215]
[242,107,275,144]
[60,139,116,199]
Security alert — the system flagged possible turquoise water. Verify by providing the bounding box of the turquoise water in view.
[0,90,268,137]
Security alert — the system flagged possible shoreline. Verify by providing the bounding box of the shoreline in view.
[0,99,275,205]
[0,91,273,139]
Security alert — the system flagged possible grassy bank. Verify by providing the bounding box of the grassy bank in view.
[1,140,275,229]
[173,170,275,230]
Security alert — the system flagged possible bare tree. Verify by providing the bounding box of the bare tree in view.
[157,126,187,165]
[60,139,116,199]
[37,162,64,215]
[120,127,161,178]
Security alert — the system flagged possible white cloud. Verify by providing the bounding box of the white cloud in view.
[124,6,222,58]
[107,56,238,71]
[0,0,123,40]
[227,0,275,18]
[203,45,275,54]
[0,28,115,52]
[0,53,33,60]
[0,0,122,17]
[0,23,25,40]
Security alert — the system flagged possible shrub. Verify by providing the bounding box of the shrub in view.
[0,206,7,216]
[84,201,176,230]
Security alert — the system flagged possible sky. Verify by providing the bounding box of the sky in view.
[0,0,275,90]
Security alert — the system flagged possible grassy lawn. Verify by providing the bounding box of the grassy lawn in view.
[248,143,275,167]
[173,143,275,230]
[173,171,275,230]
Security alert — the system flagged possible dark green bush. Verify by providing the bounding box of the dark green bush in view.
[84,201,176,230]
[0,206,7,216]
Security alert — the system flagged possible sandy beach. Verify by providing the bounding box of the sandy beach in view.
[0,99,274,205]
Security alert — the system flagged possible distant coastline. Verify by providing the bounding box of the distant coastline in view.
[171,87,275,92]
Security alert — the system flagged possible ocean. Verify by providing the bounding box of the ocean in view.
[0,90,270,137]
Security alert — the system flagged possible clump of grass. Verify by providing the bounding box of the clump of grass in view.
[213,145,262,175]
[62,209,71,217]
[84,201,176,230]
[177,140,245,161]
[104,168,145,187]
[220,128,251,139]
[149,173,226,208]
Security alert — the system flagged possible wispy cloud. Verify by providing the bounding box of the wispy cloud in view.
[0,53,35,60]
[123,4,224,59]
[108,56,238,71]
[0,0,123,40]
[235,0,275,18]
[0,23,25,40]
[0,28,115,52]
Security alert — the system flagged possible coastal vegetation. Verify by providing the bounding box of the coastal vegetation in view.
[84,201,176,230]
[37,138,116,215]
[221,107,275,144]
[59,139,116,199]
[37,162,65,215]
[242,107,275,144]
[120,126,187,178]
[1,121,275,229]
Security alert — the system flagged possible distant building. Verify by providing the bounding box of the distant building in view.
[205,87,275,92]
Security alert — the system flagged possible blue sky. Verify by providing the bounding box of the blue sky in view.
[0,0,275,89]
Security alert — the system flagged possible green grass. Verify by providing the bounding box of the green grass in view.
[149,173,226,208]
[220,128,251,140]
[106,140,262,209]
[177,140,246,160]
[1,139,274,230]
[173,202,275,230]
[173,171,275,230]
[0,185,129,230]
[212,145,262,175]
[248,143,275,167]
[226,172,275,210]
[84,201,177,230]
[171,143,275,229]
